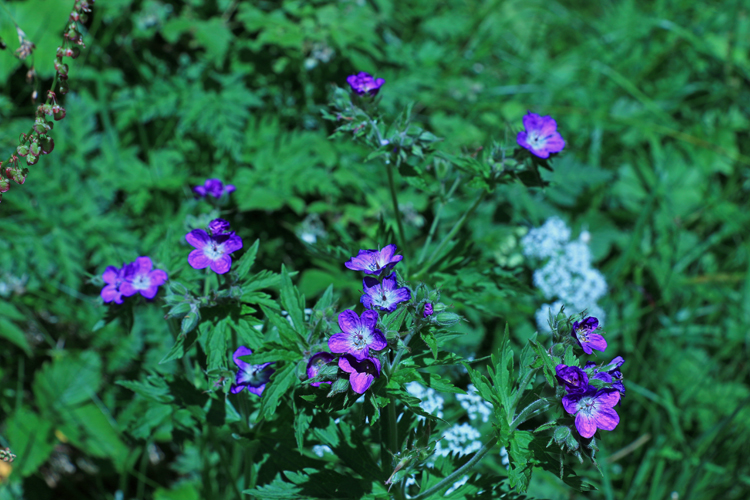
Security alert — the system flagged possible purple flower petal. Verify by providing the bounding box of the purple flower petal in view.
[186,229,210,249]
[368,328,387,352]
[149,269,168,287]
[101,284,123,304]
[188,249,211,269]
[594,406,620,431]
[209,254,233,274]
[587,334,608,352]
[328,333,352,354]
[223,234,243,254]
[233,346,254,371]
[360,310,379,330]
[575,412,598,439]
[337,310,360,335]
[350,372,375,394]
[102,266,120,285]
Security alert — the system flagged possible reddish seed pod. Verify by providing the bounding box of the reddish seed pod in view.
[16,145,29,157]
[70,11,80,21]
[25,154,38,166]
[53,106,66,121]
[58,79,69,95]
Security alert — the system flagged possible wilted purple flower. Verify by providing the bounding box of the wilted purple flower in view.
[193,178,236,198]
[587,356,625,397]
[230,346,275,396]
[338,354,381,394]
[516,112,566,159]
[562,385,620,438]
[572,316,607,355]
[120,256,168,300]
[185,221,243,274]
[101,264,131,304]
[208,218,231,235]
[328,309,386,361]
[346,72,385,96]
[555,364,589,393]
[423,303,434,318]
[306,352,334,387]
[361,273,411,313]
[345,244,403,275]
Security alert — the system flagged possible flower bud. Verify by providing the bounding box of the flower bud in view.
[0,177,10,193]
[25,154,38,166]
[327,377,350,397]
[57,79,69,95]
[433,311,461,326]
[29,142,42,157]
[53,105,66,121]
[16,145,29,157]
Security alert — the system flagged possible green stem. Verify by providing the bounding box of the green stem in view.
[412,434,498,500]
[216,439,243,499]
[388,400,398,455]
[390,329,417,371]
[508,368,539,416]
[413,191,486,280]
[418,177,461,264]
[386,160,407,252]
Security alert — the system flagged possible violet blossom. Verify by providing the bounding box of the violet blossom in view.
[346,72,385,96]
[361,273,411,313]
[193,178,236,198]
[208,218,231,235]
[120,256,168,300]
[101,264,131,304]
[306,352,334,387]
[555,364,589,394]
[338,354,381,394]
[562,385,620,438]
[586,356,625,396]
[516,112,566,159]
[185,219,243,274]
[572,316,607,355]
[230,346,275,396]
[345,244,403,275]
[328,309,386,361]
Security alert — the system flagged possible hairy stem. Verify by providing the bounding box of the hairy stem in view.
[386,160,407,252]
[412,434,498,500]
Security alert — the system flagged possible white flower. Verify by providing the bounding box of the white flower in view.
[405,382,444,421]
[456,385,492,423]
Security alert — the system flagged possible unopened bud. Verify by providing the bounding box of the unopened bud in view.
[53,105,66,121]
[433,311,461,326]
[7,165,29,183]
[327,377,350,397]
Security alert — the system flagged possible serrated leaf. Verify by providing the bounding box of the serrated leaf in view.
[235,239,259,279]
[313,284,334,312]
[259,364,297,421]
[529,338,558,388]
[294,409,312,450]
[0,317,32,355]
[116,376,173,403]
[205,318,228,373]
[260,304,305,351]
[160,328,199,364]
[280,264,306,332]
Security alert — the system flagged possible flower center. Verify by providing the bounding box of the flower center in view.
[527,132,547,149]
[132,275,150,290]
[351,328,370,349]
[577,328,590,343]
[204,241,224,260]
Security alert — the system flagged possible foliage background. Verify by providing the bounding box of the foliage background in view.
[1,0,749,499]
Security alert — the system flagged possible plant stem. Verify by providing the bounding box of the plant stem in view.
[509,398,556,432]
[386,160,407,252]
[390,330,417,371]
[418,176,461,264]
[388,400,398,455]
[412,434,498,500]
[413,190,486,280]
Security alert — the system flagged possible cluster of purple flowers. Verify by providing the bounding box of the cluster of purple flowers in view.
[556,315,625,439]
[193,178,235,198]
[185,218,243,275]
[304,244,411,394]
[101,256,168,304]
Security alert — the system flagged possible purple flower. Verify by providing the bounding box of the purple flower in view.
[344,244,403,275]
[587,357,625,396]
[328,309,387,361]
[562,385,620,438]
[230,346,275,396]
[346,72,385,96]
[306,352,334,387]
[572,316,607,355]
[555,364,589,394]
[361,273,411,313]
[101,264,132,304]
[516,112,566,159]
[193,178,236,198]
[338,354,381,394]
[120,257,168,300]
[185,221,243,274]
[423,303,434,318]
[208,218,231,235]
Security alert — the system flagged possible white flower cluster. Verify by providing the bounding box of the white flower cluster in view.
[312,444,332,458]
[405,382,445,421]
[522,217,607,331]
[455,385,492,423]
[434,423,482,458]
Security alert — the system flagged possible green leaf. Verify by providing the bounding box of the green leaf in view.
[33,351,102,411]
[260,304,305,351]
[0,317,32,355]
[381,305,408,336]
[528,338,558,388]
[422,372,465,394]
[4,408,55,477]
[160,328,200,364]
[280,264,306,332]
[259,364,297,421]
[204,318,229,373]
[508,430,536,492]
[235,239,259,280]
[421,331,438,359]
[116,376,173,403]
[294,408,312,450]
